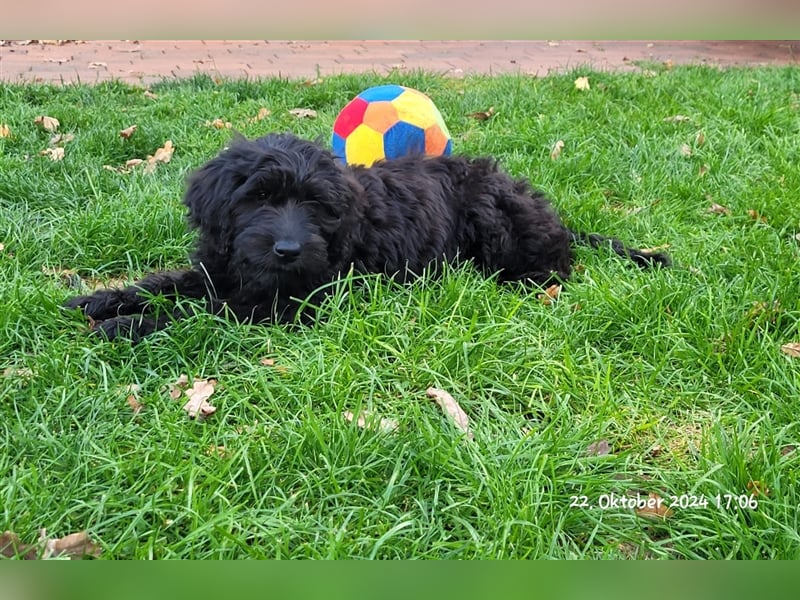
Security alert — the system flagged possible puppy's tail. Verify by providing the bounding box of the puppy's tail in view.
[568,230,671,268]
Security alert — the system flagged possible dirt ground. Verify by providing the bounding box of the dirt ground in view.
[0,40,797,84]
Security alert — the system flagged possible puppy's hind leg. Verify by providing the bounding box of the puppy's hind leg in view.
[569,230,671,268]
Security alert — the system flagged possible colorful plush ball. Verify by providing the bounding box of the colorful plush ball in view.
[331,84,452,167]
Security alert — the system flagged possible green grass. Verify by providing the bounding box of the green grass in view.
[1,66,800,559]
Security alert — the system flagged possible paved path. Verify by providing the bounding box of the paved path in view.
[0,40,797,85]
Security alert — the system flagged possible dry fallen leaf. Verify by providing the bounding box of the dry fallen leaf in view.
[181,378,217,418]
[143,140,174,174]
[780,343,800,358]
[699,164,709,177]
[343,410,399,434]
[124,383,143,414]
[467,106,495,121]
[206,118,232,129]
[143,90,158,100]
[586,439,611,456]
[537,283,562,305]
[40,147,65,161]
[747,209,768,223]
[249,107,271,123]
[288,108,317,119]
[746,480,769,497]
[663,115,691,123]
[426,387,473,440]
[3,366,34,378]
[634,493,674,520]
[695,131,706,146]
[119,124,137,139]
[42,529,102,559]
[574,76,590,91]
[707,203,731,216]
[1,529,101,559]
[550,139,565,161]
[168,373,190,400]
[34,115,60,132]
[49,133,75,146]
[680,144,693,157]
[0,124,10,138]
[0,531,38,559]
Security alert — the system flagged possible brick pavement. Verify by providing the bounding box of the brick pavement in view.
[0,40,797,85]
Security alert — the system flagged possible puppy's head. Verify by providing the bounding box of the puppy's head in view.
[184,133,356,284]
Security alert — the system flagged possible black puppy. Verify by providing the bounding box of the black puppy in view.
[65,133,669,341]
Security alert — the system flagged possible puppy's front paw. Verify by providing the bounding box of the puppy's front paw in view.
[63,291,124,320]
[91,315,156,343]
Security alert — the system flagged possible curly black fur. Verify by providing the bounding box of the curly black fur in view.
[64,133,669,341]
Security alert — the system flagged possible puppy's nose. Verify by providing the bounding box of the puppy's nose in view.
[273,240,302,261]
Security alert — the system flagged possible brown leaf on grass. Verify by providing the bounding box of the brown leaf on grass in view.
[302,78,324,86]
[0,531,38,559]
[1,529,101,559]
[467,106,495,121]
[288,108,317,119]
[143,90,158,100]
[550,139,565,161]
[634,493,674,520]
[343,410,399,434]
[780,343,800,358]
[167,373,190,400]
[680,144,693,157]
[42,529,102,559]
[206,118,232,129]
[181,378,217,418]
[34,115,60,132]
[3,366,34,378]
[537,283,562,306]
[248,107,271,123]
[259,357,289,374]
[119,124,137,139]
[698,164,709,177]
[573,76,590,91]
[747,209,768,223]
[586,439,611,456]
[426,387,474,440]
[781,445,796,456]
[707,203,731,216]
[49,133,75,146]
[695,131,706,146]
[143,140,174,174]
[124,384,143,414]
[40,147,65,161]
[0,124,10,138]
[746,480,769,497]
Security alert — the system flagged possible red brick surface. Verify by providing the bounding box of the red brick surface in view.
[0,40,797,85]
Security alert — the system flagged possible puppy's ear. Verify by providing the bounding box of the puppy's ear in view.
[229,129,248,144]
